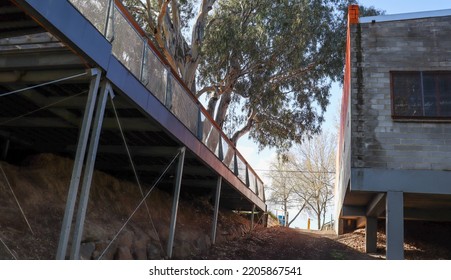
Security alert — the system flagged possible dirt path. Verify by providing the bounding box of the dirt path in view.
[192,226,375,260]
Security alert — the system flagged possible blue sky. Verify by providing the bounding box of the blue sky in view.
[237,1,451,228]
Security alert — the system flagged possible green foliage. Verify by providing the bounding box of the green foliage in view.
[198,0,382,151]
[123,0,383,153]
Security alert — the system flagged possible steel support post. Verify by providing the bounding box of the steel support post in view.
[167,147,186,259]
[211,176,222,245]
[217,137,223,161]
[245,167,249,187]
[365,216,377,253]
[386,191,404,260]
[263,205,268,227]
[70,81,112,259]
[196,108,203,141]
[56,68,102,260]
[104,0,115,41]
[164,70,173,109]
[233,152,238,175]
[251,205,256,230]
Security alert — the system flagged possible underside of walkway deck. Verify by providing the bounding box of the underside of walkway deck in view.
[0,0,266,259]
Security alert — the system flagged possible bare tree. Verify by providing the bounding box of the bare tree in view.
[266,157,309,227]
[289,132,335,230]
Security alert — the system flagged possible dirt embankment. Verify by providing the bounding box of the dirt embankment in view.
[0,154,253,260]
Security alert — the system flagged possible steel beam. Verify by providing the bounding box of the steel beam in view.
[211,176,222,245]
[94,163,213,176]
[386,191,404,260]
[251,205,256,230]
[41,96,131,109]
[164,70,172,109]
[167,147,185,259]
[0,49,82,70]
[0,117,161,131]
[56,68,101,260]
[70,81,112,259]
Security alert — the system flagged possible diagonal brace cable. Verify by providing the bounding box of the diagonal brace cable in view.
[0,235,17,260]
[0,72,87,98]
[97,149,181,260]
[0,164,34,235]
[109,95,168,257]
[0,90,87,126]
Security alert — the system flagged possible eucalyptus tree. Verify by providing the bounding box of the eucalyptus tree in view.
[122,0,381,158]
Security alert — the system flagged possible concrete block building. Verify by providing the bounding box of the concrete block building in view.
[335,6,451,259]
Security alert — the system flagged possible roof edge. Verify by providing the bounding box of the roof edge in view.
[360,8,451,23]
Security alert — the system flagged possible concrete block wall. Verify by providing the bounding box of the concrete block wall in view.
[350,16,451,170]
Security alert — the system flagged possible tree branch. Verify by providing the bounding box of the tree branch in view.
[184,0,217,89]
[145,0,156,32]
[196,85,216,98]
[230,110,257,145]
[154,0,178,70]
[171,0,180,35]
[269,62,316,86]
[288,201,307,227]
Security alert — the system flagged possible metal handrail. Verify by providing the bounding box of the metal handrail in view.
[68,0,265,201]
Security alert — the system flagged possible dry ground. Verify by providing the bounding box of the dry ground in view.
[192,226,374,260]
[192,225,451,260]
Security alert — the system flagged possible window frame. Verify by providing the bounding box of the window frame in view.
[390,71,451,121]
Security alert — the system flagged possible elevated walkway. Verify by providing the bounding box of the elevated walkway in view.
[0,0,266,259]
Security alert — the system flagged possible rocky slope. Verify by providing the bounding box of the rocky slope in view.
[0,154,254,260]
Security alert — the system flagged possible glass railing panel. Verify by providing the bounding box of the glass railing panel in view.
[221,136,230,165]
[248,170,257,194]
[142,46,167,103]
[112,6,144,78]
[171,79,198,134]
[201,117,220,155]
[236,154,247,184]
[69,0,109,35]
[257,178,265,201]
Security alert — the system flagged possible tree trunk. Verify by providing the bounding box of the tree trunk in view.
[288,203,306,227]
[317,213,321,230]
[283,190,288,227]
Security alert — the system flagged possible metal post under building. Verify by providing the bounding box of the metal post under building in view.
[56,68,102,260]
[70,81,113,259]
[251,205,256,230]
[211,176,222,245]
[167,147,186,259]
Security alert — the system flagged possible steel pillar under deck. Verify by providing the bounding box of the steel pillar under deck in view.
[211,176,222,245]
[251,205,256,230]
[70,81,113,260]
[56,68,102,260]
[167,147,186,259]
